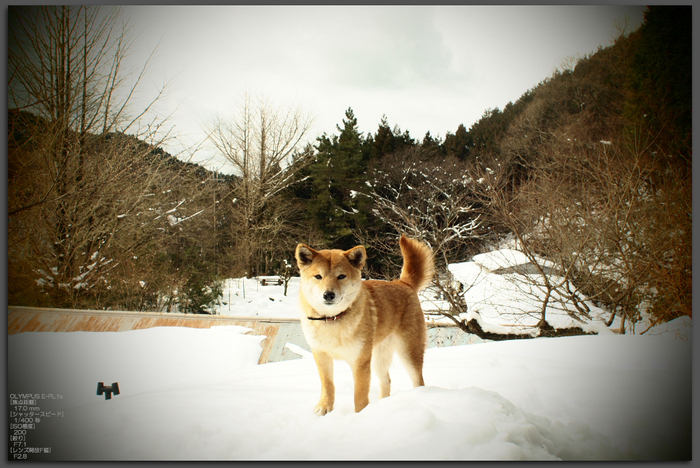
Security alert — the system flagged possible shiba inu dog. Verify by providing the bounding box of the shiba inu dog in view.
[295,235,434,415]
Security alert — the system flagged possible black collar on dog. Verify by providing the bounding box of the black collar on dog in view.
[307,309,348,322]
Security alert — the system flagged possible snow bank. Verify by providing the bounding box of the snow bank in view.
[8,326,691,460]
[471,249,532,271]
[259,385,622,460]
[644,316,692,340]
[446,260,610,333]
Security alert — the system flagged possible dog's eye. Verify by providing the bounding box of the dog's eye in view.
[314,275,322,280]
[337,274,346,280]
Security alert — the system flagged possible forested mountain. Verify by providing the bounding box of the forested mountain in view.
[8,6,691,329]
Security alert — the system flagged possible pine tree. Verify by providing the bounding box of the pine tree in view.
[443,123,471,160]
[309,108,369,248]
[372,115,395,159]
[421,131,444,158]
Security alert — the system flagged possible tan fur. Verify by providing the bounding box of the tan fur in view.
[295,235,434,415]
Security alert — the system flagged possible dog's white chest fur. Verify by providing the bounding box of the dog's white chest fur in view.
[301,318,365,363]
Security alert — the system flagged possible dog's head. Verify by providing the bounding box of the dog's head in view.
[295,243,366,315]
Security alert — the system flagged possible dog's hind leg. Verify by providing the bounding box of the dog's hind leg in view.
[396,335,425,388]
[372,336,396,399]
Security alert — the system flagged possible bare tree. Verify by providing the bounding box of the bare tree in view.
[205,94,314,276]
[7,6,176,309]
[472,152,599,331]
[479,102,691,334]
[364,148,484,326]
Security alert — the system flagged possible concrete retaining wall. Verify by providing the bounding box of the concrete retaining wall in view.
[7,306,476,364]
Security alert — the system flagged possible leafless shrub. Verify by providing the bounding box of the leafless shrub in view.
[478,107,691,333]
[363,148,485,326]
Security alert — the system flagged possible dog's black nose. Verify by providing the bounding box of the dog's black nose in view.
[323,291,336,302]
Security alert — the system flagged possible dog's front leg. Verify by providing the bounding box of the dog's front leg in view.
[352,355,372,413]
[312,350,335,416]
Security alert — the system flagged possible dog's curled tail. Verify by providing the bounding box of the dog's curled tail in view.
[399,235,435,292]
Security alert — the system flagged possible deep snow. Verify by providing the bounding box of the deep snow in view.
[7,319,692,460]
[7,249,693,460]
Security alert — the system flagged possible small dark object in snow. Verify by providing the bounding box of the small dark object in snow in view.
[97,382,120,400]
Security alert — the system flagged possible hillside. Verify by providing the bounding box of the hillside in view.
[8,109,234,312]
[7,6,690,334]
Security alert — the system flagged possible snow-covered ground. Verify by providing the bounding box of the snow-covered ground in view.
[7,318,692,460]
[446,249,614,334]
[8,249,692,460]
[213,276,301,319]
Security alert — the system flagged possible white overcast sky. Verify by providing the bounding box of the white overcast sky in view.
[119,5,647,174]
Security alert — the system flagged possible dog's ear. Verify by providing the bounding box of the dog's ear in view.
[344,245,366,270]
[296,244,317,268]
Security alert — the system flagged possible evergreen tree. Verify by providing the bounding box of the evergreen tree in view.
[309,108,369,249]
[393,126,415,153]
[372,115,395,159]
[369,115,416,161]
[443,123,471,160]
[421,131,444,158]
[626,5,691,161]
